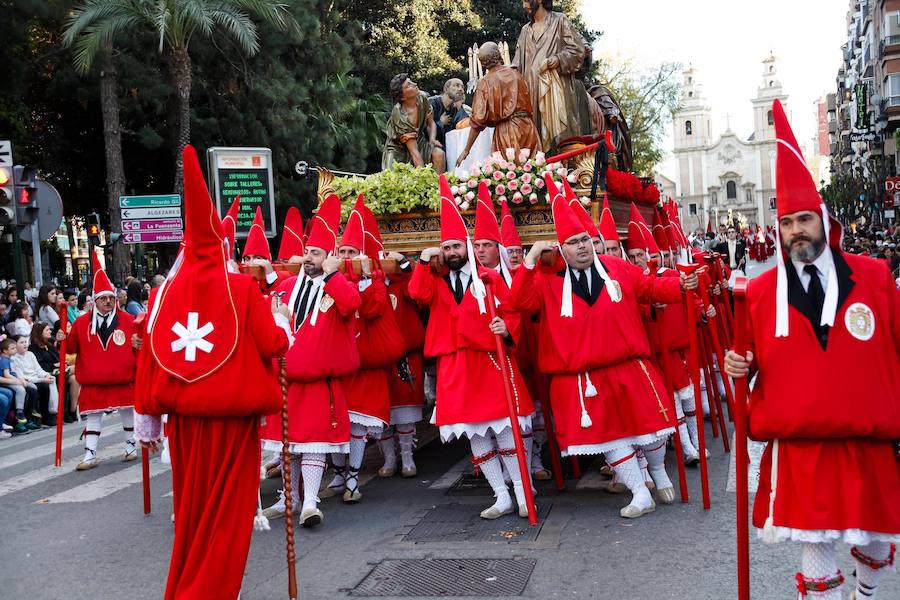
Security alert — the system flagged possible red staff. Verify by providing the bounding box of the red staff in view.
[731,277,751,600]
[676,262,711,509]
[54,299,68,467]
[279,358,299,599]
[142,447,151,514]
[480,273,538,525]
[535,374,566,491]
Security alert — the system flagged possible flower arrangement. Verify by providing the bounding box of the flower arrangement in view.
[448,148,571,210]
[330,162,450,216]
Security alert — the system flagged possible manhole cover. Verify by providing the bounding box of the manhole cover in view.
[350,558,536,597]
[403,502,550,543]
[446,472,493,496]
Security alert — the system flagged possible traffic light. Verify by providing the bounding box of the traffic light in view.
[86,212,101,245]
[13,165,37,225]
[0,166,12,225]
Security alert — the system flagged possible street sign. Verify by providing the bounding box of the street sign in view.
[849,131,878,142]
[121,218,183,232]
[120,206,181,220]
[0,141,11,167]
[123,230,184,244]
[207,147,276,238]
[119,194,181,208]
[18,180,63,243]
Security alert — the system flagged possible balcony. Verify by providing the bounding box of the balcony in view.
[828,121,838,134]
[882,36,900,56]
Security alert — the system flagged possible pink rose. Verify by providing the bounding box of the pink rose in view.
[493,170,504,181]
[521,172,532,184]
[522,162,533,172]
[567,173,576,183]
[498,195,508,204]
[450,185,459,195]
[495,184,506,195]
[468,179,477,189]
[579,196,590,207]
[491,151,503,162]
[535,178,545,189]
[520,183,532,195]
[529,193,538,205]
[454,196,463,206]
[518,148,531,162]
[556,167,567,177]
[505,148,516,161]
[458,184,467,194]
[508,179,518,191]
[483,165,493,176]
[506,171,516,180]
[511,193,524,204]
[535,151,546,164]
[465,191,475,201]
[460,201,470,211]
[470,167,482,178]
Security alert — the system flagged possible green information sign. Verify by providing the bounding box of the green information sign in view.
[855,82,868,131]
[207,147,276,238]
[119,194,181,208]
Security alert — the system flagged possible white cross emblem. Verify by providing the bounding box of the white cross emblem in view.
[170,312,214,362]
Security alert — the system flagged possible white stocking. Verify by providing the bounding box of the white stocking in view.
[604,446,652,510]
[83,412,103,461]
[396,425,417,471]
[469,433,511,505]
[638,439,672,491]
[799,542,842,599]
[301,453,326,512]
[677,385,701,450]
[378,426,396,469]
[851,541,895,599]
[495,427,532,508]
[346,423,368,494]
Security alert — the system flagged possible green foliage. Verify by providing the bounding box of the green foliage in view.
[820,173,866,223]
[331,162,453,215]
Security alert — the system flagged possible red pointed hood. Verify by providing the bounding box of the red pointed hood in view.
[306,194,342,253]
[706,217,713,234]
[241,206,270,260]
[652,208,672,252]
[499,199,522,248]
[277,207,305,260]
[548,174,584,244]
[562,178,599,238]
[440,175,468,243]
[222,196,239,258]
[355,196,385,257]
[473,182,501,243]
[147,144,239,383]
[625,203,659,254]
[91,248,115,298]
[339,198,365,253]
[598,194,620,242]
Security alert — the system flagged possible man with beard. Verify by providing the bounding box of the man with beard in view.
[429,78,468,147]
[410,176,535,520]
[724,100,900,600]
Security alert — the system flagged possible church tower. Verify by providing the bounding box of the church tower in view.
[673,66,713,150]
[751,54,789,141]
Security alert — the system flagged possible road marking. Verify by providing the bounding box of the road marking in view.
[36,457,171,504]
[0,443,128,499]
[0,423,122,471]
[428,456,471,489]
[0,416,121,451]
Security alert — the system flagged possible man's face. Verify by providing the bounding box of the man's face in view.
[604,240,622,258]
[15,337,28,355]
[507,246,524,268]
[561,233,594,270]
[303,247,327,277]
[402,78,419,101]
[522,0,540,17]
[7,290,16,303]
[718,225,727,236]
[660,249,672,267]
[727,228,737,241]
[441,241,468,271]
[627,247,648,270]
[94,294,115,315]
[473,240,500,268]
[338,246,360,260]
[592,237,604,255]
[779,211,825,263]
[242,254,265,264]
[445,79,464,102]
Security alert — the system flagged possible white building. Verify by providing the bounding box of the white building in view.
[671,57,789,232]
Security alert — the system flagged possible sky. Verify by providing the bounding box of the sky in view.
[580,0,848,177]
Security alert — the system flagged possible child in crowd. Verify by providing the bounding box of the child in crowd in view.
[11,335,58,427]
[0,337,39,432]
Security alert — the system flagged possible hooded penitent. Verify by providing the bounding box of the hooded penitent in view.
[598,194,620,243]
[277,206,305,260]
[473,181,513,284]
[89,248,116,339]
[440,174,486,313]
[241,206,271,261]
[222,196,239,259]
[625,203,660,256]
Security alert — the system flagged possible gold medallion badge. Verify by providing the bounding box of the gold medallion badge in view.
[319,295,334,312]
[112,329,126,346]
[844,302,875,342]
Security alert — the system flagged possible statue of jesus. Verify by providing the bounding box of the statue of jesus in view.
[512,0,591,153]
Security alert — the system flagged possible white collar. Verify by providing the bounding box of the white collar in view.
[454,261,472,278]
[791,249,830,282]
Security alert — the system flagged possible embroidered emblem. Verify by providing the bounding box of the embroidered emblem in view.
[844,302,875,341]
[320,295,334,312]
[171,312,215,361]
[389,293,398,310]
[112,330,126,346]
[609,280,622,303]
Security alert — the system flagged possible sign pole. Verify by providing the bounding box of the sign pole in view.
[30,220,43,286]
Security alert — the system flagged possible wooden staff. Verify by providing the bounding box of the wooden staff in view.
[54,300,68,467]
[646,259,689,503]
[279,358,298,599]
[142,447,151,514]
[732,277,751,600]
[699,327,730,452]
[480,274,538,525]
[536,373,566,491]
[701,289,737,421]
[676,262,711,509]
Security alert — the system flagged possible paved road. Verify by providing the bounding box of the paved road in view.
[2,407,896,599]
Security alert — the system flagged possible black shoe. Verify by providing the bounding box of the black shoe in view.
[63,412,76,424]
[45,415,57,427]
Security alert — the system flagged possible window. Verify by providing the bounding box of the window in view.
[726,181,737,200]
[689,203,697,216]
[769,65,774,73]
[767,110,774,125]
[685,120,693,135]
[688,91,693,98]
[769,80,775,87]
[711,191,718,205]
[769,197,777,210]
[884,11,900,38]
[886,74,900,107]
[687,77,692,85]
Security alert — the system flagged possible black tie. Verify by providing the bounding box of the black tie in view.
[573,269,590,302]
[296,280,314,322]
[98,314,111,344]
[804,265,824,324]
[453,271,465,304]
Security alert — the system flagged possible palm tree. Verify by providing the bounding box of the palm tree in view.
[64,0,292,196]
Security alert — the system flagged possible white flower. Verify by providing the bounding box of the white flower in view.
[505,148,516,161]
[567,173,576,183]
[450,185,459,195]
[465,191,475,201]
[460,201,470,211]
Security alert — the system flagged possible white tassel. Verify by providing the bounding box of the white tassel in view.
[580,409,593,429]
[761,516,779,544]
[577,373,593,428]
[583,372,597,398]
[592,252,621,303]
[761,440,779,544]
[253,489,270,532]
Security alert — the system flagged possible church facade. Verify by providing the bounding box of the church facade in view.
[671,57,789,232]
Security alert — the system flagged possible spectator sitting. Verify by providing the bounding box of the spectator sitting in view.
[11,334,57,427]
[0,337,39,432]
[77,290,94,316]
[63,290,80,324]
[35,284,61,328]
[124,281,146,317]
[23,281,38,308]
[150,274,165,289]
[116,288,128,311]
[30,322,79,423]
[7,301,33,337]
[0,383,11,438]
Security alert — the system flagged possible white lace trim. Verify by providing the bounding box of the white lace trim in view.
[80,405,133,416]
[348,411,387,429]
[758,526,900,546]
[561,427,675,457]
[261,440,349,455]
[437,415,533,442]
[390,405,423,425]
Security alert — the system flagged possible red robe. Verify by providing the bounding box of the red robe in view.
[259,273,361,451]
[509,256,682,455]
[385,270,426,413]
[747,252,900,536]
[643,268,692,391]
[67,309,136,414]
[136,273,289,600]
[408,261,533,433]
